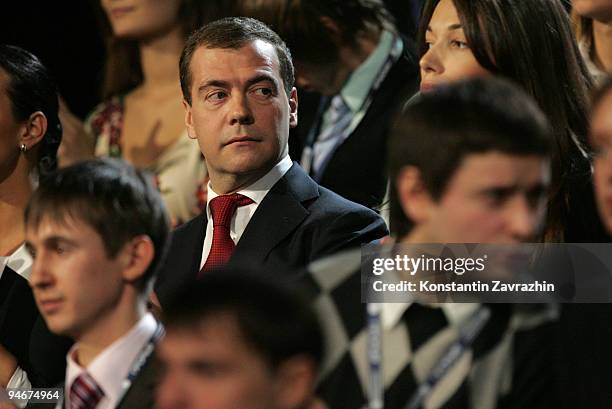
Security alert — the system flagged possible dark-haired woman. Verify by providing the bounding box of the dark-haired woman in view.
[417,0,607,242]
[0,44,70,394]
[60,1,231,225]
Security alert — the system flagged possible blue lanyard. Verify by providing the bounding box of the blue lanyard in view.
[367,305,491,409]
[403,307,491,409]
[368,303,384,409]
[116,321,165,405]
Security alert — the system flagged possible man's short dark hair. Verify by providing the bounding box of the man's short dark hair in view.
[180,17,294,104]
[388,77,552,238]
[24,158,170,290]
[163,269,323,371]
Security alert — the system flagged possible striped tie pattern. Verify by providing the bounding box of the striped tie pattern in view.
[200,193,254,276]
[69,372,104,409]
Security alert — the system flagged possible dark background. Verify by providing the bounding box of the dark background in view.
[0,0,104,118]
[0,0,421,119]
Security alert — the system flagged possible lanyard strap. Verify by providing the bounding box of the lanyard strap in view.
[116,321,165,405]
[367,303,384,409]
[366,305,491,409]
[403,306,491,409]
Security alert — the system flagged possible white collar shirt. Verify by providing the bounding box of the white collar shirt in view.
[200,154,293,269]
[65,313,158,409]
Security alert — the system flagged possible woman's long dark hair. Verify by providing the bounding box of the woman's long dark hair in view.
[92,0,232,99]
[417,0,605,242]
[0,44,61,178]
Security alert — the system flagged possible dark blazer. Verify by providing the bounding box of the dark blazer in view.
[0,267,71,388]
[155,163,388,307]
[293,40,420,210]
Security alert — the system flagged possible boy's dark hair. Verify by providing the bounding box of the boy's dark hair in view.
[163,269,323,371]
[0,44,61,177]
[180,17,294,104]
[388,77,552,238]
[24,158,170,290]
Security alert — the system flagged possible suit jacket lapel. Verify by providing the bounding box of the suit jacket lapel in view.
[115,355,160,409]
[174,213,207,280]
[231,164,318,265]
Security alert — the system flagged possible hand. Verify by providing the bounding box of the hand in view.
[57,97,95,167]
[129,120,171,167]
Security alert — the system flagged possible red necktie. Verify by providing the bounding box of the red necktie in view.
[200,193,254,275]
[70,372,104,409]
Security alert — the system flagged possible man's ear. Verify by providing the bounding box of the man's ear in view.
[289,87,298,128]
[272,356,318,409]
[119,235,155,283]
[183,99,197,140]
[19,111,47,150]
[396,166,436,225]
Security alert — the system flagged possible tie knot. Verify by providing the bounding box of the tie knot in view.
[209,193,254,228]
[70,372,105,409]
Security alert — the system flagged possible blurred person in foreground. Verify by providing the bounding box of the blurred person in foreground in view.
[418,0,606,242]
[303,78,558,409]
[156,270,323,409]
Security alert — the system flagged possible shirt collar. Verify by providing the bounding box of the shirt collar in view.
[340,30,401,113]
[66,313,158,407]
[207,154,293,213]
[0,244,33,281]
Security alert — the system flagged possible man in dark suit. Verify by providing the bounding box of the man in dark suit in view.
[24,159,170,409]
[232,0,420,209]
[154,17,387,308]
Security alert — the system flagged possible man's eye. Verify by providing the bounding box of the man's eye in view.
[253,87,273,97]
[207,91,227,101]
[484,190,509,207]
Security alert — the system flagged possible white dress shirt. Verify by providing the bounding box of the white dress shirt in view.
[0,244,33,400]
[200,155,293,269]
[65,313,158,409]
